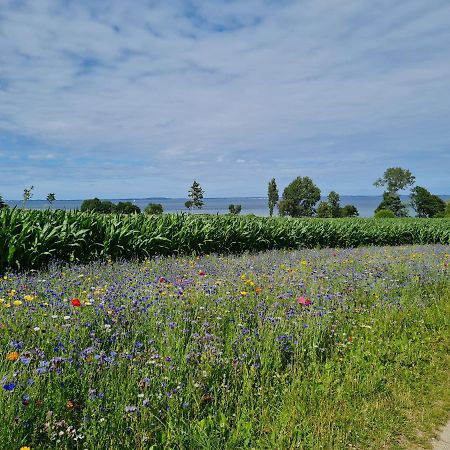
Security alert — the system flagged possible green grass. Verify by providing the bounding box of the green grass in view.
[0,245,449,449]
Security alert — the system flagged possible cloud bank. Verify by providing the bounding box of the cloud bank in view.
[0,0,449,198]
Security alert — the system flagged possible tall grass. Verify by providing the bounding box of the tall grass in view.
[1,208,449,272]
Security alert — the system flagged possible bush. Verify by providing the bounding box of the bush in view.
[80,198,116,213]
[228,204,242,215]
[115,202,141,214]
[374,209,396,219]
[145,203,163,215]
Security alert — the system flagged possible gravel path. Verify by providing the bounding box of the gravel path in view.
[432,419,450,450]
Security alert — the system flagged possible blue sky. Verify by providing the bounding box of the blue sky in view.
[0,0,449,199]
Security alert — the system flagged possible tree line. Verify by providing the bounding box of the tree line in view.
[266,167,449,218]
[1,169,449,218]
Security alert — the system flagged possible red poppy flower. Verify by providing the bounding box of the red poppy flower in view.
[198,271,206,276]
[71,298,81,307]
[297,296,312,306]
[159,277,166,283]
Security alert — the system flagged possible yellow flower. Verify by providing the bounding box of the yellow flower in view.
[6,351,19,361]
[240,291,248,296]
[8,289,16,297]
[23,295,35,302]
[4,303,11,308]
[13,300,23,306]
[0,298,4,303]
[20,447,31,450]
[66,400,74,409]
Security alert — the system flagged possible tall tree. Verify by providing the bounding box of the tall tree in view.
[267,178,279,217]
[186,181,204,209]
[374,192,408,217]
[410,186,445,218]
[374,167,415,193]
[328,191,341,217]
[278,176,321,217]
[22,185,34,209]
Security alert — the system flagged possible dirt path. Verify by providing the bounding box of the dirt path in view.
[432,419,450,450]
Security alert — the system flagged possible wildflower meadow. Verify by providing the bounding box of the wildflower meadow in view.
[1,245,449,449]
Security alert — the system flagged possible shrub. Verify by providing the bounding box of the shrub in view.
[80,198,116,213]
[115,202,141,214]
[228,204,242,215]
[145,203,163,215]
[374,209,396,219]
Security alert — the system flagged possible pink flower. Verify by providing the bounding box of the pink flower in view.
[297,296,312,306]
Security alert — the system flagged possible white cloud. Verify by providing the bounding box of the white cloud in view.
[0,0,449,196]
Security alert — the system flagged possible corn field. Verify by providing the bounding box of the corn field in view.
[1,209,449,272]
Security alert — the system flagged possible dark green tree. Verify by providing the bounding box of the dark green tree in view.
[328,191,341,217]
[0,194,8,210]
[115,201,141,214]
[410,186,445,218]
[267,178,279,217]
[374,167,415,193]
[228,204,242,215]
[46,193,56,205]
[145,203,163,215]
[374,192,408,217]
[317,201,331,218]
[278,176,321,217]
[340,204,359,217]
[80,198,116,213]
[186,181,204,209]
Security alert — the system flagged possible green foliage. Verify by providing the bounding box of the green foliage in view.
[445,201,450,218]
[267,178,279,217]
[374,209,396,218]
[328,191,341,217]
[375,192,408,217]
[0,194,8,210]
[22,185,34,208]
[228,204,242,215]
[115,202,141,214]
[278,176,321,217]
[1,210,450,273]
[374,167,415,193]
[317,198,359,218]
[80,198,116,213]
[410,186,445,218]
[187,180,204,209]
[145,203,163,215]
[341,204,359,217]
[46,193,56,205]
[317,201,331,218]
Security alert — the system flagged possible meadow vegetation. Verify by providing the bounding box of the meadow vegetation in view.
[0,245,449,449]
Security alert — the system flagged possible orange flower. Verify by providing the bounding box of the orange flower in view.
[6,351,19,362]
[255,287,263,294]
[66,400,74,409]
